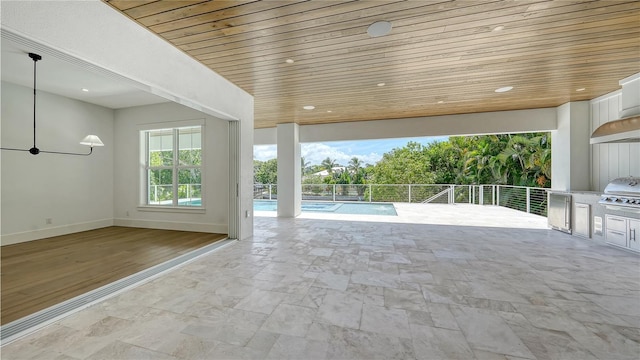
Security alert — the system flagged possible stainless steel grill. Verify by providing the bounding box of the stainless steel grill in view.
[600,177,640,213]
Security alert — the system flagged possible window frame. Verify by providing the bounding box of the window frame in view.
[138,120,205,212]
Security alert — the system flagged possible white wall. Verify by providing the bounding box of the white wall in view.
[113,102,229,233]
[551,102,591,192]
[1,81,114,245]
[254,108,556,145]
[591,91,640,191]
[2,0,255,240]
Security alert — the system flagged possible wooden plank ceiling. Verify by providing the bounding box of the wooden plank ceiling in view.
[106,0,640,129]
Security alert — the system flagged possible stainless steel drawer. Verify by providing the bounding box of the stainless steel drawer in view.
[606,215,627,232]
[606,229,627,247]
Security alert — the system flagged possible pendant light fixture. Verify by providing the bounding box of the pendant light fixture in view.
[0,52,104,156]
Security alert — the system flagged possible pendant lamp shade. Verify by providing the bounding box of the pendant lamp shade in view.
[80,135,104,147]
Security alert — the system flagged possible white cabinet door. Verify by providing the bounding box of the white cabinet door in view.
[629,219,640,252]
[574,203,590,238]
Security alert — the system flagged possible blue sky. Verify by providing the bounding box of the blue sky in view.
[254,136,449,166]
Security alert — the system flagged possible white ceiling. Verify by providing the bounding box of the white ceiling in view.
[1,38,168,109]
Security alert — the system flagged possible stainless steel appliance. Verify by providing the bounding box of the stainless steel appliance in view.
[599,177,640,213]
[600,177,640,253]
[548,192,571,233]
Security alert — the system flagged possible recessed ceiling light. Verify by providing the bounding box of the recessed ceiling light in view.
[81,88,89,92]
[437,100,444,104]
[367,21,392,37]
[377,82,386,87]
[285,59,294,64]
[303,105,315,110]
[327,110,332,113]
[492,25,505,32]
[495,86,513,93]
[576,88,586,92]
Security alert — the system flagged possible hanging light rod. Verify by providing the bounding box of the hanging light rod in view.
[0,52,104,156]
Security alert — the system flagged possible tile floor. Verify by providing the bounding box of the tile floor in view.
[2,204,639,359]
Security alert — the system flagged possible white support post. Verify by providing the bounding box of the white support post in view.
[408,184,412,203]
[526,187,531,213]
[333,184,336,202]
[276,123,301,217]
[269,184,272,200]
[479,186,484,205]
[369,184,372,202]
[496,186,500,206]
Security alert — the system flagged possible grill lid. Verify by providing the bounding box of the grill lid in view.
[600,177,640,212]
[604,177,640,196]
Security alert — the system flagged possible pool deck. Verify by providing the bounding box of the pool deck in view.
[256,202,548,229]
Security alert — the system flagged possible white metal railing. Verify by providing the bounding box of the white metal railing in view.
[254,183,550,216]
[149,184,201,204]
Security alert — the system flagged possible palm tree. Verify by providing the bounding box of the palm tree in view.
[499,134,550,186]
[526,135,551,187]
[321,157,337,174]
[348,157,362,174]
[301,156,310,175]
[488,156,509,184]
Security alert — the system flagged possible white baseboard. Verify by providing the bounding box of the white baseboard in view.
[113,218,228,234]
[0,219,114,246]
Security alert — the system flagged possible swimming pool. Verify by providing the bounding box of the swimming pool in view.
[253,200,397,216]
[178,199,202,206]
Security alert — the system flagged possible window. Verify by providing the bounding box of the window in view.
[144,126,202,207]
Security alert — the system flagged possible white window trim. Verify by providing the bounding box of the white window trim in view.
[137,205,205,214]
[138,119,205,211]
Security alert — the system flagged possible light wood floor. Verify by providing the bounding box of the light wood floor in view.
[1,226,226,325]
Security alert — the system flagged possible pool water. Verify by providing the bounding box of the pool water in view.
[253,200,397,216]
[178,199,202,206]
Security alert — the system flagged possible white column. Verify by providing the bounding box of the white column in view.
[277,123,301,217]
[551,101,591,191]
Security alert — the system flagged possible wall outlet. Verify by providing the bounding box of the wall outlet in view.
[126,210,130,217]
[45,218,52,225]
[246,210,251,218]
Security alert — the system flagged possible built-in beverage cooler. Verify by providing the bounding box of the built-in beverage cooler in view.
[548,192,572,233]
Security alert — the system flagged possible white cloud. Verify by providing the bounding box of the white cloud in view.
[253,136,447,165]
[301,143,381,166]
[254,143,382,165]
[253,145,277,161]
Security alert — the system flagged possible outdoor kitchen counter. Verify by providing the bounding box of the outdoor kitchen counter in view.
[570,191,640,245]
